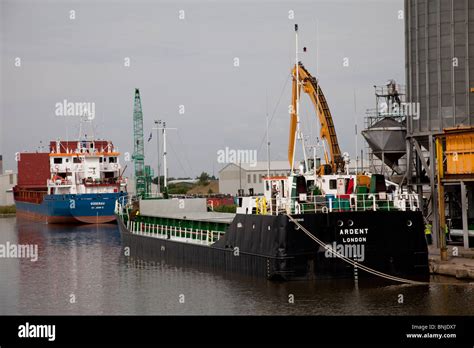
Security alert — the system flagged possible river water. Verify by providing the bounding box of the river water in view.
[0,217,472,315]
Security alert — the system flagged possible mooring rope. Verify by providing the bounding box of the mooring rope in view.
[286,213,432,285]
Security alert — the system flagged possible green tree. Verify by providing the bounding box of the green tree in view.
[197,172,210,185]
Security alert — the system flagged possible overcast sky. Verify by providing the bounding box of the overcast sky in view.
[1,0,405,178]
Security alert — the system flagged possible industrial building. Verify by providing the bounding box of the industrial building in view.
[0,172,17,206]
[218,161,291,195]
[361,0,474,253]
[405,0,474,253]
[0,155,17,206]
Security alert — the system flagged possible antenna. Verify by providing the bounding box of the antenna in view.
[354,89,358,174]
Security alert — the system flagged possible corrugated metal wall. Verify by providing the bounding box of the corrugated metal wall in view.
[405,0,474,135]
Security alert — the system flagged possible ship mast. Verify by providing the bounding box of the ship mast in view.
[163,122,168,189]
[78,113,95,141]
[152,122,177,192]
[266,93,271,178]
[290,24,299,173]
[291,24,309,174]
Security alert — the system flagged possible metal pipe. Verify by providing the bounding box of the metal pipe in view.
[428,135,440,248]
[461,181,470,249]
[435,137,447,261]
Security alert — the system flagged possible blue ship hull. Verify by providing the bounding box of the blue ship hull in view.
[15,192,126,224]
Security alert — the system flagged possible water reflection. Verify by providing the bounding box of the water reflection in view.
[0,217,472,315]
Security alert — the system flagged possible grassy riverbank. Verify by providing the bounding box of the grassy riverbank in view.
[0,205,16,215]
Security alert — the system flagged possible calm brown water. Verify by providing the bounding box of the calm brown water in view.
[0,217,473,315]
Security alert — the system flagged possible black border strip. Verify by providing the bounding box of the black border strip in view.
[0,315,473,345]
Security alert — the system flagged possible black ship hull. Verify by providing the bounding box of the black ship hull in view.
[118,210,430,281]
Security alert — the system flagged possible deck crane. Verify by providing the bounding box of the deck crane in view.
[288,62,345,175]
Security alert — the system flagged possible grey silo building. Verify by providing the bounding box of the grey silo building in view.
[405,0,474,136]
[404,0,474,249]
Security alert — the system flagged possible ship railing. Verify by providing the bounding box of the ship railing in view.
[299,193,419,214]
[47,179,73,186]
[260,192,419,215]
[127,219,224,245]
[116,194,138,218]
[138,193,167,199]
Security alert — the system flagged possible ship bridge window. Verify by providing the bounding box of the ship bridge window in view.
[73,157,81,163]
[53,158,62,164]
[296,176,307,195]
[99,157,103,163]
[109,157,117,163]
[329,179,337,190]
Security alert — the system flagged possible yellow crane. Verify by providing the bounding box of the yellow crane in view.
[288,63,344,175]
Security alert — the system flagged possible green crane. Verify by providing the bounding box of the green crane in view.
[132,88,146,197]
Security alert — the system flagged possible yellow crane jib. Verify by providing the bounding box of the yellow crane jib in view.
[288,63,344,175]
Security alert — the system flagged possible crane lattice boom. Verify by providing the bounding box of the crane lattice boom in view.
[132,88,146,197]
